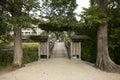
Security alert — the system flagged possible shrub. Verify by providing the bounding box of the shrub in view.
[81,39,97,63]
[22,43,38,64]
[0,50,13,66]
[0,43,39,67]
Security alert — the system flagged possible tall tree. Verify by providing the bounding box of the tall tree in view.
[80,0,120,72]
[96,0,120,72]
[1,0,40,66]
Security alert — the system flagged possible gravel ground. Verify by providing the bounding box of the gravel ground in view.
[0,42,120,80]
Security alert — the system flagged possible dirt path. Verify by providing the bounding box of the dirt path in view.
[0,42,120,80]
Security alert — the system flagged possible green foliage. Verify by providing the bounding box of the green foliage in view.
[0,43,38,66]
[0,14,11,35]
[108,7,120,64]
[39,0,78,31]
[0,4,12,45]
[81,6,110,25]
[40,31,49,36]
[0,35,12,46]
[39,22,74,31]
[22,43,38,64]
[0,0,40,47]
[0,50,13,66]
[81,39,97,63]
[79,0,120,64]
[0,0,40,29]
[11,63,23,68]
[74,21,97,63]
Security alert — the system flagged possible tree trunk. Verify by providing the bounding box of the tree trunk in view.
[96,24,120,72]
[96,0,120,72]
[13,28,23,66]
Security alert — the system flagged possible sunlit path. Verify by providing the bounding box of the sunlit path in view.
[51,42,68,58]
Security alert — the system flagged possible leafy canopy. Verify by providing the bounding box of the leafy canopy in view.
[39,0,78,31]
[0,0,40,45]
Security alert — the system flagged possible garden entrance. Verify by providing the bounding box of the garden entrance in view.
[33,34,88,60]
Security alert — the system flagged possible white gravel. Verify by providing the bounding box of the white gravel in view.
[0,42,120,80]
[0,59,120,80]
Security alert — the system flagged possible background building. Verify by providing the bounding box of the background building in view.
[10,26,43,36]
[22,27,43,36]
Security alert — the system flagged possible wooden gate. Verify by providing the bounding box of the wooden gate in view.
[38,41,49,59]
[70,42,81,59]
[70,35,88,59]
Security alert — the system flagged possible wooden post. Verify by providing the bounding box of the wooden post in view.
[79,42,81,60]
[70,42,72,59]
[38,42,41,60]
[47,41,49,59]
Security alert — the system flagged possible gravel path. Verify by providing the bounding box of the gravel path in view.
[0,42,120,80]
